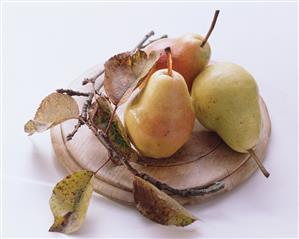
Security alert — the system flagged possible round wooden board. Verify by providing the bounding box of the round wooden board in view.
[50,64,271,206]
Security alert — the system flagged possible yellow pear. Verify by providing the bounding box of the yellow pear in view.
[191,62,269,177]
[125,48,195,158]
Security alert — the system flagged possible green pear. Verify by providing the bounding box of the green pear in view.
[191,62,269,177]
[124,48,195,158]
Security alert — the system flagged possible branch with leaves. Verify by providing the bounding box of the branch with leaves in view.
[24,28,228,234]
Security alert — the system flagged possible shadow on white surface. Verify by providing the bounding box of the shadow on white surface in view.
[74,194,202,238]
[30,139,67,176]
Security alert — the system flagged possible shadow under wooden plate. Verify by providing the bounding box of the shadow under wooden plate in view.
[50,64,271,206]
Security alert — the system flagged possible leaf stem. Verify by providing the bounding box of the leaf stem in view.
[94,156,111,174]
[201,10,220,48]
[104,105,118,134]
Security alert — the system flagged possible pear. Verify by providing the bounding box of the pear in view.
[191,62,270,177]
[125,48,195,158]
[143,10,219,91]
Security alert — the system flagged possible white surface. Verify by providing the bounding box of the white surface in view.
[2,2,298,238]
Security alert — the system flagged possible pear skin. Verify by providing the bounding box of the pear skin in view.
[125,69,195,158]
[144,33,211,91]
[191,62,261,153]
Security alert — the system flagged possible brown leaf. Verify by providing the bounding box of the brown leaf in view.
[104,50,160,106]
[89,96,138,162]
[133,176,198,227]
[24,93,79,135]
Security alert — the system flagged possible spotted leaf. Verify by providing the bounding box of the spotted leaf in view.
[133,176,198,227]
[49,170,94,234]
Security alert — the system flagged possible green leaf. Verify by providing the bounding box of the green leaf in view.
[49,170,94,234]
[24,92,79,135]
[133,176,198,227]
[104,50,160,106]
[89,96,138,162]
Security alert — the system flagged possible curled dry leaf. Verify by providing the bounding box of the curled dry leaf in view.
[104,50,160,106]
[89,96,138,162]
[49,170,94,234]
[24,92,79,135]
[133,176,198,227]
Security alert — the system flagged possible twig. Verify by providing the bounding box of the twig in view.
[94,31,157,93]
[81,93,94,119]
[131,30,155,52]
[80,117,117,158]
[82,69,104,86]
[56,89,90,97]
[82,30,155,88]
[66,93,93,140]
[83,117,224,197]
[141,34,168,48]
[66,120,84,141]
[120,157,224,196]
[201,10,220,47]
[138,173,224,196]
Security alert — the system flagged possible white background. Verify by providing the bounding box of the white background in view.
[2,2,298,238]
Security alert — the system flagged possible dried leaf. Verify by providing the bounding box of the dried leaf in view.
[133,176,198,227]
[104,50,160,106]
[24,92,79,135]
[24,120,53,135]
[89,96,138,162]
[49,170,94,234]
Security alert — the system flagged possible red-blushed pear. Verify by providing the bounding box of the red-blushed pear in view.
[144,10,220,91]
[124,48,195,158]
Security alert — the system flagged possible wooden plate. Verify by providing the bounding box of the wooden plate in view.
[50,64,271,205]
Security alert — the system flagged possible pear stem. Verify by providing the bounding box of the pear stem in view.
[248,148,270,178]
[201,10,220,48]
[165,47,173,76]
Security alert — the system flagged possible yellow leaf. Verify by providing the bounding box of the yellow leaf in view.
[133,176,198,227]
[24,92,79,135]
[49,171,94,234]
[104,50,160,106]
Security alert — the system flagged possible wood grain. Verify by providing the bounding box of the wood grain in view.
[50,64,271,205]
